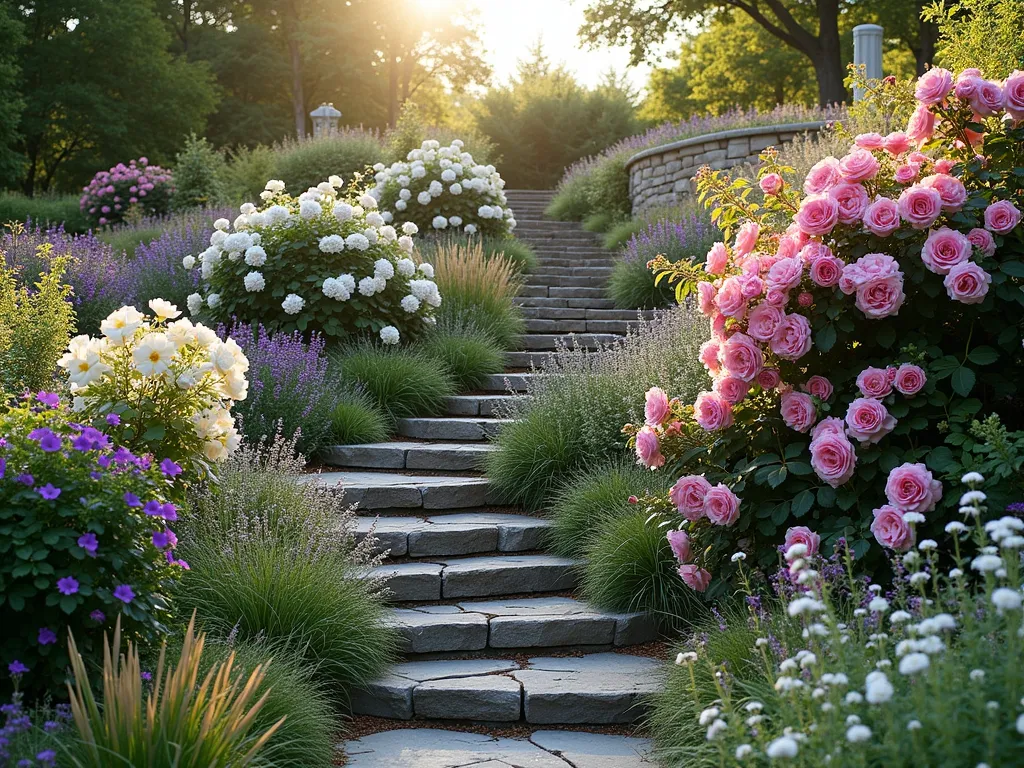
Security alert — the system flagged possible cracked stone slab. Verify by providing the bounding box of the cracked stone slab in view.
[530,730,654,767]
[389,608,488,653]
[391,658,521,682]
[414,674,522,721]
[513,653,666,724]
[408,523,499,557]
[440,555,578,599]
[343,729,569,767]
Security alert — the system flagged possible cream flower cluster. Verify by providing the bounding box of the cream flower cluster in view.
[367,139,517,236]
[58,300,247,463]
[183,177,440,342]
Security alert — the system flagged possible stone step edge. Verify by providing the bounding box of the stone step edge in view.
[355,513,549,557]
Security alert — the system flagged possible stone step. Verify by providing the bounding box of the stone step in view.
[368,554,578,601]
[396,416,510,441]
[523,319,639,335]
[342,728,654,768]
[517,333,620,351]
[514,296,617,309]
[387,596,657,654]
[313,471,491,510]
[529,266,613,277]
[323,441,496,472]
[519,306,657,321]
[534,257,614,267]
[518,286,608,300]
[505,350,555,369]
[352,653,665,724]
[481,372,534,392]
[444,394,518,417]
[528,274,608,288]
[355,513,549,558]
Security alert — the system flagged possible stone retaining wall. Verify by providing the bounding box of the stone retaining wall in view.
[625,122,825,214]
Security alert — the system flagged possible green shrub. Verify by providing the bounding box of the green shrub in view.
[0,244,75,395]
[272,130,383,194]
[420,317,504,392]
[482,236,537,273]
[335,342,455,420]
[548,459,672,559]
[172,133,227,211]
[584,152,632,221]
[926,0,1024,78]
[221,144,276,205]
[607,257,674,309]
[0,192,89,233]
[581,509,702,627]
[582,211,617,233]
[330,388,392,445]
[546,174,593,221]
[96,226,165,256]
[602,218,645,250]
[486,307,707,510]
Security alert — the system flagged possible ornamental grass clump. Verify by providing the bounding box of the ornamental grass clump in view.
[631,65,1024,593]
[58,301,248,474]
[420,316,504,392]
[329,388,392,445]
[188,177,439,345]
[335,342,455,421]
[367,139,516,237]
[0,396,184,700]
[652,474,1024,768]
[79,157,174,228]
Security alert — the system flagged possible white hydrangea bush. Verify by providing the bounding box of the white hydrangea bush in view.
[367,139,517,237]
[671,473,1024,767]
[185,176,440,343]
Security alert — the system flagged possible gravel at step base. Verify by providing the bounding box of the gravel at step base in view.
[343,728,653,768]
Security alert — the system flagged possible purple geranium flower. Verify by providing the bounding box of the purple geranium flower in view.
[113,584,135,603]
[37,627,57,645]
[89,610,105,623]
[36,392,60,408]
[160,458,183,478]
[160,503,178,521]
[37,750,57,765]
[16,473,33,486]
[37,483,61,500]
[140,671,152,681]
[0,457,5,479]
[28,428,61,452]
[43,720,61,733]
[143,499,161,516]
[152,531,170,549]
[57,576,79,595]
[97,454,112,468]
[77,532,99,556]
[113,447,135,464]
[124,492,142,507]
[7,660,28,676]
[105,413,121,425]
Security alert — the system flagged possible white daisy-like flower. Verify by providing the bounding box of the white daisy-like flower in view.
[281,293,304,314]
[132,333,176,377]
[889,610,912,623]
[149,298,181,320]
[731,552,746,562]
[971,554,1004,572]
[319,234,346,253]
[907,720,922,731]
[961,490,987,505]
[844,691,864,704]
[380,325,400,345]
[869,597,889,613]
[675,652,698,665]
[243,271,265,292]
[945,521,967,534]
[903,512,926,524]
[846,724,872,743]
[918,539,937,551]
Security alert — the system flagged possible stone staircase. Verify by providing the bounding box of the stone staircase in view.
[327,189,661,767]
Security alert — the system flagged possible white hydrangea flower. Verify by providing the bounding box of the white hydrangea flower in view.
[399,188,412,201]
[243,271,265,292]
[244,245,267,266]
[398,235,414,253]
[281,293,304,314]
[322,277,351,301]
[206,293,221,309]
[380,225,397,242]
[346,233,370,251]
[374,259,395,280]
[397,258,416,277]
[450,215,463,227]
[265,179,285,193]
[401,295,421,313]
[395,199,408,211]
[358,193,377,209]
[380,325,400,345]
[358,277,378,296]
[441,168,457,182]
[265,205,290,225]
[449,183,463,195]
[186,293,203,315]
[333,202,353,222]
[299,200,321,219]
[210,230,227,247]
[417,191,432,205]
[402,222,419,235]
[432,215,448,229]
[214,217,230,231]
[319,235,346,253]
[898,653,930,675]
[328,174,343,188]
[478,205,494,219]
[418,263,434,278]
[366,212,385,228]
[182,255,196,270]
[765,736,799,759]
[338,274,356,292]
[465,223,477,235]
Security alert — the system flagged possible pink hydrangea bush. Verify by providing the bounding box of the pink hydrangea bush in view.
[79,158,175,227]
[637,66,1024,594]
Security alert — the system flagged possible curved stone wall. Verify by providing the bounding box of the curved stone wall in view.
[625,122,825,214]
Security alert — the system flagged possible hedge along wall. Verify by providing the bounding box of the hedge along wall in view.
[625,122,826,214]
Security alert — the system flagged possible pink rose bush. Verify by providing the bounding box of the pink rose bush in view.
[80,158,175,227]
[634,66,1024,588]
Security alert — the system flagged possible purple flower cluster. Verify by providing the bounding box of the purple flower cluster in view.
[0,683,69,766]
[79,157,174,226]
[622,213,717,265]
[222,322,342,454]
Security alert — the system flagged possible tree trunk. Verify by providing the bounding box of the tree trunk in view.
[813,0,846,105]
[387,50,399,127]
[289,35,305,137]
[915,15,939,75]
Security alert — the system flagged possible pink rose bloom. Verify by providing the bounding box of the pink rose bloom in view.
[711,312,728,341]
[845,397,897,444]
[854,132,885,150]
[894,363,926,396]
[760,173,784,195]
[713,375,750,405]
[811,416,845,441]
[745,302,784,342]
[795,194,840,236]
[884,132,912,155]
[906,103,937,144]
[797,291,813,307]
[679,564,712,592]
[898,185,943,229]
[894,163,920,185]
[799,241,832,264]
[666,529,692,563]
[766,256,803,293]
[770,313,812,360]
[803,157,842,195]
[734,221,760,257]
[915,67,953,105]
[871,505,915,551]
[969,79,1004,116]
[755,368,780,391]
[838,148,880,183]
[967,227,996,257]
[644,386,671,427]
[716,277,748,319]
[694,391,734,432]
[932,158,956,175]
[635,426,665,469]
[781,391,817,433]
[885,462,943,513]
[1004,70,1024,121]
[697,281,717,316]
[785,526,821,557]
[699,339,722,375]
[705,242,729,275]
[670,475,712,521]
[809,255,844,288]
[775,235,801,260]
[954,72,982,100]
[984,200,1022,234]
[856,366,893,398]
[921,227,971,274]
[943,261,992,304]
[920,173,967,212]
[862,197,901,237]
[736,273,764,300]
[764,287,789,307]
[704,484,741,526]
[809,430,857,487]
[721,332,763,382]
[803,375,833,400]
[856,275,905,319]
[844,252,901,289]
[830,183,870,225]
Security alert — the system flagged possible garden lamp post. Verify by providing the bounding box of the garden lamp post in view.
[853,24,884,101]
[310,103,342,138]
